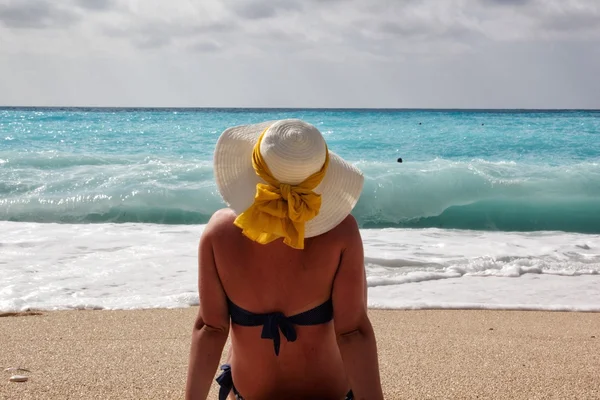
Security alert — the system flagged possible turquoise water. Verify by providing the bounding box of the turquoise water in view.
[1,108,599,232]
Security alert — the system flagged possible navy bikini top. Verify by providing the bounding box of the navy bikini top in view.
[228,298,334,356]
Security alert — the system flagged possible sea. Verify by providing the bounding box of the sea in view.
[1,108,599,312]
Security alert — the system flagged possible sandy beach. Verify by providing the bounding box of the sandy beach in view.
[1,308,598,399]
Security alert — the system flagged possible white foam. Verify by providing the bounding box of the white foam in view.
[1,222,599,312]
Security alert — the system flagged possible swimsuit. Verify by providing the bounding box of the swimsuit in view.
[216,298,353,399]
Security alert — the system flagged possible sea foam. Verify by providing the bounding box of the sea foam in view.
[1,222,599,312]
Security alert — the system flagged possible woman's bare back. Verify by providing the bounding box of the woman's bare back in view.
[211,208,351,399]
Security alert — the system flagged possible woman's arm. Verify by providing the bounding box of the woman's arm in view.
[332,216,384,400]
[185,214,231,400]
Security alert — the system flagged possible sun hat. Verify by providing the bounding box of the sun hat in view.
[213,119,364,249]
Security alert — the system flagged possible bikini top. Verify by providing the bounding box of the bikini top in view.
[227,297,334,356]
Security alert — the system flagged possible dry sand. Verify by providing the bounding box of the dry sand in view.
[1,308,599,399]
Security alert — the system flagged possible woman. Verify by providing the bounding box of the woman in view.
[185,119,383,400]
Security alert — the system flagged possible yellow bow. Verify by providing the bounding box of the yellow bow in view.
[233,128,330,249]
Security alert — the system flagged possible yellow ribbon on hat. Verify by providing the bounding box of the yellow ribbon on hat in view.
[233,127,330,250]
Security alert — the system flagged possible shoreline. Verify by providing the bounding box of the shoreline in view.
[4,306,600,317]
[1,308,599,399]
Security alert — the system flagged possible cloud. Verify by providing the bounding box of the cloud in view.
[0,0,599,108]
[483,0,532,5]
[103,20,235,51]
[74,0,115,12]
[5,0,592,57]
[226,0,303,20]
[134,35,171,50]
[0,0,79,29]
[190,41,222,53]
[537,4,600,34]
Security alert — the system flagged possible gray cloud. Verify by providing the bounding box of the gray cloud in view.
[226,0,303,20]
[190,41,222,53]
[373,19,478,42]
[1,0,599,108]
[483,0,532,5]
[103,20,235,50]
[0,0,79,29]
[134,35,171,50]
[19,0,592,57]
[539,7,600,33]
[106,21,233,38]
[74,0,114,11]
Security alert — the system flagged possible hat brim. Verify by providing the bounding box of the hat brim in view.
[214,121,364,238]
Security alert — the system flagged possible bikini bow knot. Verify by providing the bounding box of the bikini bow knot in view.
[260,312,298,356]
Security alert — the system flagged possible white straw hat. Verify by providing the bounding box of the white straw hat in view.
[213,119,364,238]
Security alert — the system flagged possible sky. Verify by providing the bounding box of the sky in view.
[0,0,599,108]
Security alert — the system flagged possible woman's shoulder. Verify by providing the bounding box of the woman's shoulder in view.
[331,214,359,234]
[210,208,237,223]
[338,214,359,229]
[321,214,360,244]
[202,208,238,237]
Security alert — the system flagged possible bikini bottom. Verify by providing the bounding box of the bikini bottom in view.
[216,364,354,400]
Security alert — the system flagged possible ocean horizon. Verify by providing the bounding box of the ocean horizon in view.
[2,106,600,111]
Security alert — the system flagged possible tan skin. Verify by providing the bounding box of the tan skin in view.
[185,208,383,400]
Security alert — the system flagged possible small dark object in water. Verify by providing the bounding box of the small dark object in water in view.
[418,122,422,125]
[481,123,484,126]
[397,158,403,163]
